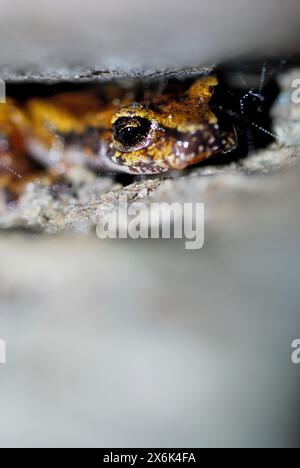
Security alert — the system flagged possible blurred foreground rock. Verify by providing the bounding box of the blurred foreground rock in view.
[0,159,299,447]
[1,0,300,81]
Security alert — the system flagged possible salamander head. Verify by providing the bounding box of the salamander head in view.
[107,76,237,174]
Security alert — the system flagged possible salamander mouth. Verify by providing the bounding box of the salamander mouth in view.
[109,149,168,175]
[113,160,168,175]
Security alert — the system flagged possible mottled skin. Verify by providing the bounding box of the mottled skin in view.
[0,76,237,197]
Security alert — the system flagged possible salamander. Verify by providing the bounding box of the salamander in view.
[0,76,237,198]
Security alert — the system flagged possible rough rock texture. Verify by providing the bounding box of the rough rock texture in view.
[1,142,299,233]
[43,144,300,234]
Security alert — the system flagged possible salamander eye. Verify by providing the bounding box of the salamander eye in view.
[113,116,152,151]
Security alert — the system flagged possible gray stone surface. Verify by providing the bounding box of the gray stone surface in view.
[1,0,300,80]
